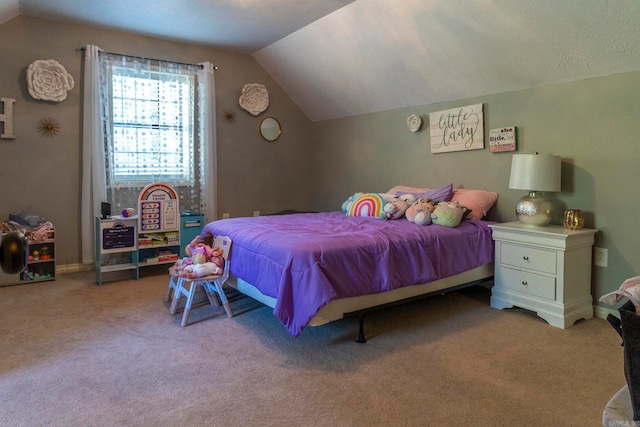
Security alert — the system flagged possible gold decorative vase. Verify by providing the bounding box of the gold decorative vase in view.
[563,209,584,230]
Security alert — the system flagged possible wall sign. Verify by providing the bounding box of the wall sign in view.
[489,127,517,152]
[102,222,136,250]
[429,103,483,153]
[0,97,15,139]
[138,183,179,232]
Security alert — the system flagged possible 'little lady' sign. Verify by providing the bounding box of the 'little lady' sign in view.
[429,103,483,153]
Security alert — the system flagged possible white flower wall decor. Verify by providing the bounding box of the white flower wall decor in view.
[407,114,422,132]
[27,59,75,102]
[239,83,269,116]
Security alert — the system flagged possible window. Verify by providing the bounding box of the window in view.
[99,54,205,212]
[110,68,194,185]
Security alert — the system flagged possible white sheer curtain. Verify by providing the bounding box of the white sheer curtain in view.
[198,62,217,223]
[81,47,217,265]
[81,45,107,264]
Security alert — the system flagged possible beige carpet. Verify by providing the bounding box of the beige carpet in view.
[0,271,625,426]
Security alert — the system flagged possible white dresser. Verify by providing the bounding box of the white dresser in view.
[489,222,596,328]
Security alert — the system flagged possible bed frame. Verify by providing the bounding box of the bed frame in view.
[225,262,494,342]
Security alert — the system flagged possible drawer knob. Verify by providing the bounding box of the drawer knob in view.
[521,281,528,286]
[523,256,529,261]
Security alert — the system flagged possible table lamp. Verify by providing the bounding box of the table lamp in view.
[509,153,561,226]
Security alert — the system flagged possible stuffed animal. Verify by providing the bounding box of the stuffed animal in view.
[170,232,216,276]
[405,198,436,225]
[431,201,469,228]
[383,197,410,220]
[396,193,417,206]
[179,261,223,279]
[413,210,433,226]
[209,248,225,271]
[177,244,225,279]
[191,252,207,265]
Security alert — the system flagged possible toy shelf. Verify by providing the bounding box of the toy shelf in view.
[0,228,56,287]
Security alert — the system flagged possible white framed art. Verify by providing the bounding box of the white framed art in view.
[429,103,483,153]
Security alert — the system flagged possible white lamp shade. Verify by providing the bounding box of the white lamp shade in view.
[509,154,561,192]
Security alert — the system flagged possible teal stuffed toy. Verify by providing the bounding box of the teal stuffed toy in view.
[431,201,469,227]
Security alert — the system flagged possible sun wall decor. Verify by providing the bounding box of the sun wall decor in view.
[37,117,61,137]
[221,108,237,124]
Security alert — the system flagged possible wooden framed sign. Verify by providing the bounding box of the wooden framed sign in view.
[430,103,483,153]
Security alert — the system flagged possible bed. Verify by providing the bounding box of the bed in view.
[202,186,498,339]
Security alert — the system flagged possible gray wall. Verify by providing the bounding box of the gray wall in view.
[310,72,640,309]
[0,16,313,267]
[2,15,637,312]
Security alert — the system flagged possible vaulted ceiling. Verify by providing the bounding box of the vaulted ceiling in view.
[2,0,640,122]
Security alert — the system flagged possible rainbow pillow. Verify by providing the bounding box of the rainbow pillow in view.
[346,193,386,219]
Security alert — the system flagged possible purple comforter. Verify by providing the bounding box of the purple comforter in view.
[203,212,495,336]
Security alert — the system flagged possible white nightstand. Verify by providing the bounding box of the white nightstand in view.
[489,221,596,328]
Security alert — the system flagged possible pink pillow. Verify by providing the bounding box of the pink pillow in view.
[451,189,498,220]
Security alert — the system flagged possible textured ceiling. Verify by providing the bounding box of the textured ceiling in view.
[3,0,355,53]
[2,0,640,122]
[254,0,640,121]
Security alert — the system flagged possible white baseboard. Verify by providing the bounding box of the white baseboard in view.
[56,263,93,274]
[594,304,619,320]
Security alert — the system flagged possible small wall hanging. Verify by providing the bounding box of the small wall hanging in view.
[239,83,269,116]
[221,108,237,124]
[407,114,422,132]
[429,103,484,153]
[37,117,60,137]
[0,97,15,139]
[27,59,75,102]
[489,127,516,152]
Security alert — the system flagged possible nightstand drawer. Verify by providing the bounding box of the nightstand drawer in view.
[500,243,556,274]
[500,267,556,300]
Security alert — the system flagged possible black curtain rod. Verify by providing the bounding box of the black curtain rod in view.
[76,47,218,70]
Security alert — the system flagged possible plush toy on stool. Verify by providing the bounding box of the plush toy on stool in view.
[179,247,224,279]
